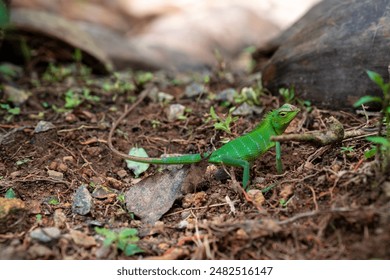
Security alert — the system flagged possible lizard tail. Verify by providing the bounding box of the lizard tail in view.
[107,87,208,164]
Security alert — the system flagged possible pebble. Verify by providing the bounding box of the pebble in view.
[166,104,185,121]
[116,169,128,178]
[215,88,236,102]
[34,121,56,133]
[232,103,264,116]
[184,82,204,98]
[28,244,53,258]
[30,227,61,243]
[53,209,67,229]
[10,171,22,179]
[157,91,174,103]
[57,163,68,172]
[72,185,93,215]
[63,156,75,163]
[47,170,64,180]
[69,229,97,248]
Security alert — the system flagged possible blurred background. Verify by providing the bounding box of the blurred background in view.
[7,0,320,71]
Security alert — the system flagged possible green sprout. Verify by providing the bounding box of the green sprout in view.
[47,197,60,205]
[135,71,153,85]
[340,146,355,157]
[95,227,143,256]
[354,70,390,170]
[279,87,312,112]
[209,106,239,134]
[5,188,16,199]
[234,87,262,106]
[0,103,20,117]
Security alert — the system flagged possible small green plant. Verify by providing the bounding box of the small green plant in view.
[354,70,390,170]
[340,146,355,157]
[5,188,16,198]
[279,198,288,207]
[64,89,82,109]
[42,63,73,82]
[279,87,312,112]
[95,227,143,256]
[117,194,125,204]
[47,197,60,205]
[208,106,239,134]
[62,88,100,109]
[0,103,20,117]
[150,119,161,129]
[35,214,42,223]
[135,71,153,85]
[279,87,295,104]
[0,63,20,80]
[233,87,262,106]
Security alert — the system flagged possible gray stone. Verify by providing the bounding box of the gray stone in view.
[72,185,93,215]
[30,227,61,243]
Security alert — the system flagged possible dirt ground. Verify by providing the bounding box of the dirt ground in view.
[0,65,389,260]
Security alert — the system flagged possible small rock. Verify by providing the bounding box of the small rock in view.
[28,244,53,258]
[236,228,249,239]
[184,82,204,98]
[34,121,56,133]
[232,103,263,116]
[30,227,61,243]
[72,185,93,215]
[125,168,188,224]
[157,91,174,103]
[166,104,185,121]
[177,220,188,229]
[215,88,236,102]
[63,156,75,163]
[90,176,104,185]
[253,177,266,185]
[65,113,77,123]
[87,220,104,227]
[53,209,67,229]
[3,84,31,105]
[47,170,64,180]
[106,177,123,189]
[116,169,128,178]
[280,184,294,200]
[247,189,265,206]
[95,244,112,259]
[48,161,57,170]
[57,163,68,172]
[69,229,96,248]
[10,171,22,179]
[0,197,27,233]
[86,146,103,156]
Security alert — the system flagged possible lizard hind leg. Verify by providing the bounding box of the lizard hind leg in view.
[217,155,251,191]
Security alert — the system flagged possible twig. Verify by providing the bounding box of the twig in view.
[272,116,379,146]
[164,201,239,217]
[271,116,344,146]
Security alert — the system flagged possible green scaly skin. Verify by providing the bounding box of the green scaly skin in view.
[122,104,299,190]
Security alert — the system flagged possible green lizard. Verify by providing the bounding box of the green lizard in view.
[109,103,299,190]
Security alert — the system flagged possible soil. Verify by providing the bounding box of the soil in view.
[0,66,389,260]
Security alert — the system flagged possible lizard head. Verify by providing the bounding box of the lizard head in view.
[270,103,300,134]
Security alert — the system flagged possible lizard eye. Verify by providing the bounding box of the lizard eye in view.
[279,111,288,117]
